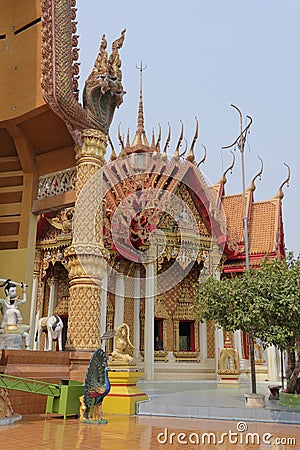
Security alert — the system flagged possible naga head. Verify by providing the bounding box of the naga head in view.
[83,30,126,134]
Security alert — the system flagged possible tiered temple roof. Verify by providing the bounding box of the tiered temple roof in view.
[108,68,289,273]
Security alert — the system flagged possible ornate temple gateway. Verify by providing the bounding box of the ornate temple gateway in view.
[0,1,288,383]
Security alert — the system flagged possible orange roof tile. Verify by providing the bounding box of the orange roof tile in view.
[249,200,278,254]
[222,194,244,242]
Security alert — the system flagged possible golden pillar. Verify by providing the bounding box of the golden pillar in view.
[65,129,107,351]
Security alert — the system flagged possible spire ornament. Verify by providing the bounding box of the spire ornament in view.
[275,162,290,199]
[186,117,199,163]
[173,121,184,159]
[197,144,207,167]
[131,62,150,150]
[118,124,126,156]
[248,156,263,192]
[156,124,162,153]
[108,135,117,161]
[179,139,188,158]
[162,123,171,160]
[219,150,235,185]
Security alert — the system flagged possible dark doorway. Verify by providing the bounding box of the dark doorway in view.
[179,321,195,351]
[154,319,163,350]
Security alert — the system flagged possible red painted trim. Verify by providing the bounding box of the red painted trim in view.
[220,378,239,380]
[110,383,136,387]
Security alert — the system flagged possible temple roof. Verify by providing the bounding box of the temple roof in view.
[248,200,278,254]
[106,70,288,270]
[222,193,245,243]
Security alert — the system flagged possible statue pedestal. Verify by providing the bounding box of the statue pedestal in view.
[0,334,22,350]
[102,368,148,415]
[217,373,241,388]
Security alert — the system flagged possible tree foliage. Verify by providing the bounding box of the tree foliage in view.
[195,253,300,393]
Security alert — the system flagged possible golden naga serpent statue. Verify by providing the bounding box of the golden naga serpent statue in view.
[40,0,126,145]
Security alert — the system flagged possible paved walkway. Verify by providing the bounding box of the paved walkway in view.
[1,380,300,449]
[137,380,300,424]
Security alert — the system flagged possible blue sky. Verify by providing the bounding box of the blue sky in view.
[77,0,300,255]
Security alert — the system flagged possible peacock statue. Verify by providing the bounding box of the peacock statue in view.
[79,348,111,424]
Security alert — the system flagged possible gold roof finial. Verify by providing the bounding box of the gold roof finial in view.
[118,123,126,156]
[248,156,263,191]
[126,128,130,146]
[131,62,150,149]
[275,162,291,199]
[179,138,188,158]
[108,134,117,161]
[150,128,156,150]
[186,117,199,163]
[137,62,146,134]
[197,144,207,167]
[174,121,184,159]
[156,124,161,153]
[217,150,235,185]
[125,128,131,152]
[162,123,171,160]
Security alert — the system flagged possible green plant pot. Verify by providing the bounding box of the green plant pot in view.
[279,392,300,408]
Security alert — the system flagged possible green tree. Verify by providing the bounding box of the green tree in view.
[195,254,300,394]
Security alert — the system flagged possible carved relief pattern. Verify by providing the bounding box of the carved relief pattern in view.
[139,300,145,351]
[207,320,215,358]
[65,129,107,351]
[37,167,76,199]
[106,300,115,355]
[124,297,134,357]
[177,184,210,237]
[67,283,101,350]
[41,0,125,144]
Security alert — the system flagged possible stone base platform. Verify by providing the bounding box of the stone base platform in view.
[0,334,22,350]
[218,373,241,388]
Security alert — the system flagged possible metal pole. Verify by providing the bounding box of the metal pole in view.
[223,105,255,392]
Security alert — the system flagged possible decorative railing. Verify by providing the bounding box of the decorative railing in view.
[37,167,76,200]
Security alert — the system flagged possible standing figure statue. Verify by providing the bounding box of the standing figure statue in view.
[0,279,30,349]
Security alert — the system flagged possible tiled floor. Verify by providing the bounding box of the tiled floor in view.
[2,380,300,449]
[137,380,300,424]
[0,413,299,450]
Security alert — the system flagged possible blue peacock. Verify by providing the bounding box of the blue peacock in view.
[81,348,111,423]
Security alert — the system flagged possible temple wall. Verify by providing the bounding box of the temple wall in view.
[0,0,44,122]
[0,247,35,323]
[124,297,134,356]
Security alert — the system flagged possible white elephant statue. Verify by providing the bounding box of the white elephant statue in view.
[36,314,64,351]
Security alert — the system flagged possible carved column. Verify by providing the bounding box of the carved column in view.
[114,271,125,330]
[144,261,155,381]
[29,250,41,348]
[100,270,108,351]
[215,325,224,371]
[133,266,141,361]
[200,322,207,360]
[233,330,243,360]
[47,276,58,316]
[65,129,107,351]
